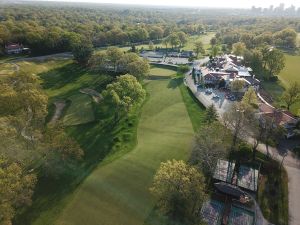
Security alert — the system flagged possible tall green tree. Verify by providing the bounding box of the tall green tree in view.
[281,82,300,110]
[0,156,37,225]
[72,41,93,65]
[190,123,230,175]
[103,75,146,121]
[194,40,205,57]
[242,87,258,107]
[232,42,246,56]
[150,160,207,225]
[127,58,150,80]
[265,48,285,78]
[106,47,124,72]
[177,31,188,47]
[204,104,218,124]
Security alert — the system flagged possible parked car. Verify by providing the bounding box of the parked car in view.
[205,89,213,95]
[212,95,220,99]
[229,96,236,101]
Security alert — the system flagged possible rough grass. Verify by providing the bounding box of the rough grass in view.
[54,79,194,225]
[0,63,15,75]
[63,94,95,126]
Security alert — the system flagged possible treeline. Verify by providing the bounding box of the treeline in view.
[216,27,298,49]
[0,4,206,55]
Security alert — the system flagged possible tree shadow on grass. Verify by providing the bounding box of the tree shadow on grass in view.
[15,95,139,225]
[167,77,182,89]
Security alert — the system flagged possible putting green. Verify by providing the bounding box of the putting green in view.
[56,79,194,225]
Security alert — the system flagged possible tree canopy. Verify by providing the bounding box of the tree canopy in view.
[150,160,207,224]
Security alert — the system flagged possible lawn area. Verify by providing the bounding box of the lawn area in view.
[262,53,300,115]
[54,78,194,225]
[149,64,177,77]
[63,94,95,126]
[182,32,215,51]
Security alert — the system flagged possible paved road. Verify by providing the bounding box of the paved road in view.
[185,74,300,225]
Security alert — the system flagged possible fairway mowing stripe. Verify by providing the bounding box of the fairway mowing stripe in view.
[55,79,194,225]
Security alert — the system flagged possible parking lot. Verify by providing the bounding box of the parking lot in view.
[185,75,233,116]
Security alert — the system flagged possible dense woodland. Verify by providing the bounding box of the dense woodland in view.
[1,2,300,55]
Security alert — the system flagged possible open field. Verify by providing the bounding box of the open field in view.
[182,32,215,51]
[262,53,300,115]
[55,78,194,225]
[114,32,215,52]
[63,94,95,126]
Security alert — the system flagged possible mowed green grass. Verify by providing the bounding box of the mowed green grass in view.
[279,54,300,115]
[149,65,177,77]
[262,54,300,115]
[63,94,95,126]
[55,79,194,225]
[182,32,215,51]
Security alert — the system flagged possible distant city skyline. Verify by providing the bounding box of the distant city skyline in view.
[24,0,300,9]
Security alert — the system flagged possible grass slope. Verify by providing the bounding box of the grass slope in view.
[178,78,206,131]
[63,94,95,126]
[55,79,194,225]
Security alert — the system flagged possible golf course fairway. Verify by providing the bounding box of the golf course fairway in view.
[56,78,194,225]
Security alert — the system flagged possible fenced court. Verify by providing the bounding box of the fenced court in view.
[213,159,236,183]
[237,166,259,192]
[228,205,255,225]
[201,200,224,225]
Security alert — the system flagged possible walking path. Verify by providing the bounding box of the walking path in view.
[185,73,300,225]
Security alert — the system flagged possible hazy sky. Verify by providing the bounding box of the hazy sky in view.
[42,0,300,8]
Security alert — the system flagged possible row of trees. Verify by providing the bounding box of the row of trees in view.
[217,28,298,50]
[0,4,209,55]
[0,72,83,224]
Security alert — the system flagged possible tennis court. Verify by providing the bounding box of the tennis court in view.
[228,205,255,225]
[201,200,224,225]
[213,159,235,183]
[237,166,259,192]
